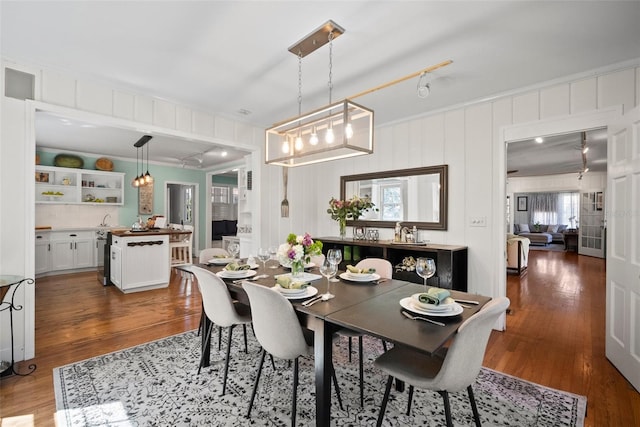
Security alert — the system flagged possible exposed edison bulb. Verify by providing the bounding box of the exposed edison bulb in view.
[325,127,335,144]
[295,135,303,151]
[345,122,353,139]
[582,146,589,154]
[309,126,319,145]
[281,140,289,153]
[144,172,153,184]
[132,178,139,188]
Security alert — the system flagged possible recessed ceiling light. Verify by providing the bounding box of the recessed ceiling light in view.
[535,137,544,143]
[237,109,251,115]
[221,151,228,157]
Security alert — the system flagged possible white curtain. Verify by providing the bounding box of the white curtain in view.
[529,192,578,226]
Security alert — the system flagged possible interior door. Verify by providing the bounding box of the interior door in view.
[606,105,640,392]
[578,191,605,258]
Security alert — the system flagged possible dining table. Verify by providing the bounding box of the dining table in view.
[197,260,490,427]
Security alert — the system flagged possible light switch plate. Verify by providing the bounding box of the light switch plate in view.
[470,217,487,227]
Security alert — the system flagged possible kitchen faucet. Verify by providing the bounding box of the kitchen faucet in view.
[100,213,111,227]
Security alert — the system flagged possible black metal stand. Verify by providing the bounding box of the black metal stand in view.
[0,277,37,377]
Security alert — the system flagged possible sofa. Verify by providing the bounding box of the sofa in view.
[513,223,568,245]
[212,219,237,241]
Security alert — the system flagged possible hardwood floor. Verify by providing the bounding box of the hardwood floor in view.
[1,253,638,426]
[484,250,640,427]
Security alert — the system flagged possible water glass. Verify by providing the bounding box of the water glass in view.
[268,246,278,269]
[327,249,342,282]
[319,259,337,300]
[416,257,436,291]
[257,248,270,272]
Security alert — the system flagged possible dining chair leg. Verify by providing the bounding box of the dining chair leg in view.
[358,335,364,407]
[246,349,266,419]
[197,320,214,375]
[196,304,204,337]
[348,337,353,362]
[242,324,248,353]
[291,357,299,427]
[381,339,388,352]
[406,385,414,415]
[221,325,235,396]
[330,362,344,411]
[269,354,276,371]
[467,385,482,427]
[438,390,454,427]
[218,325,222,351]
[376,375,394,427]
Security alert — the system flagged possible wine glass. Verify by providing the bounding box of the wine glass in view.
[268,246,278,269]
[227,242,240,261]
[319,259,337,300]
[257,248,270,273]
[327,248,342,282]
[415,257,436,291]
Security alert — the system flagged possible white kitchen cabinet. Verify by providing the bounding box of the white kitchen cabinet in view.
[50,231,95,271]
[35,165,124,205]
[35,232,51,274]
[110,245,122,288]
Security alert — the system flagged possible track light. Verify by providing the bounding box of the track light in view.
[417,72,431,98]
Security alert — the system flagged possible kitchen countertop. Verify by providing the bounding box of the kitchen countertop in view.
[35,226,129,232]
[111,228,191,237]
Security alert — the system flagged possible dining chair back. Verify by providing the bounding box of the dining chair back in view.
[199,247,230,264]
[170,225,193,267]
[374,296,511,427]
[189,266,252,395]
[355,258,392,279]
[243,281,343,426]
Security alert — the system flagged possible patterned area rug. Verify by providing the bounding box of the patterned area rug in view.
[53,330,586,426]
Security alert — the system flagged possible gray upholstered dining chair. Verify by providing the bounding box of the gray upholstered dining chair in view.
[190,266,252,396]
[374,296,510,427]
[337,257,392,407]
[243,281,343,426]
[198,247,230,263]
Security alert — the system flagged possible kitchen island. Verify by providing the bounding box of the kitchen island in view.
[109,228,191,293]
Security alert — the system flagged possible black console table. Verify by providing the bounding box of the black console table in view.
[0,275,37,377]
[316,237,468,291]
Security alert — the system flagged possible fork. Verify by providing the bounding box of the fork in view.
[401,310,445,326]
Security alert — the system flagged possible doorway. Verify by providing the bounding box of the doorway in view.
[165,182,198,254]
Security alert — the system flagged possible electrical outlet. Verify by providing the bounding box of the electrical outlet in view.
[470,217,486,227]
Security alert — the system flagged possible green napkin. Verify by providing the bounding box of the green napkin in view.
[224,262,251,271]
[276,275,308,289]
[417,288,451,305]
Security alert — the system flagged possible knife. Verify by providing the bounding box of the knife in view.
[454,299,479,305]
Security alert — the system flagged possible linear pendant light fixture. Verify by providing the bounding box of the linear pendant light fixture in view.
[265,20,374,167]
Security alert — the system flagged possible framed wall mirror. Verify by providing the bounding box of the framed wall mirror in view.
[340,165,448,230]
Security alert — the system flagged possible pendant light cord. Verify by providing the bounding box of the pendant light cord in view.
[328,31,334,104]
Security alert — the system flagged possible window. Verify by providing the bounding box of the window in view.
[381,184,403,221]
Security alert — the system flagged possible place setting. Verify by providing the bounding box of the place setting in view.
[215,262,258,280]
[338,264,382,285]
[271,275,318,300]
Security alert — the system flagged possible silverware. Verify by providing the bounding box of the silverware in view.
[301,295,323,307]
[401,310,445,326]
[232,274,268,284]
[454,299,479,305]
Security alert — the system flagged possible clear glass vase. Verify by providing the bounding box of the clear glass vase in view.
[339,218,347,240]
[291,260,304,278]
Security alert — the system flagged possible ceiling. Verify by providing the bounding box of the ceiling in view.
[2,1,639,170]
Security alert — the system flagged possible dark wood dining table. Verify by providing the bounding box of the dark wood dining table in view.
[198,262,490,427]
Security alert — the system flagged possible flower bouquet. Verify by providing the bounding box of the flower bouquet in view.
[277,233,323,277]
[327,195,377,239]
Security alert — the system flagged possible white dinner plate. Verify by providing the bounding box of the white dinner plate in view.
[274,272,322,282]
[410,293,456,312]
[216,270,257,280]
[339,272,381,282]
[399,297,463,317]
[271,285,318,300]
[208,257,235,265]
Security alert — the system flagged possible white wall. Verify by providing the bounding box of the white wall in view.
[259,61,640,304]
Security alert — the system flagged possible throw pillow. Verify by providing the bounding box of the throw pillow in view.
[558,224,568,232]
[547,224,559,233]
[519,224,530,232]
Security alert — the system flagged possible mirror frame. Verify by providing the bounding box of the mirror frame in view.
[340,165,448,230]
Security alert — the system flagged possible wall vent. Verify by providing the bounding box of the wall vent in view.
[247,171,252,190]
[5,67,35,100]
